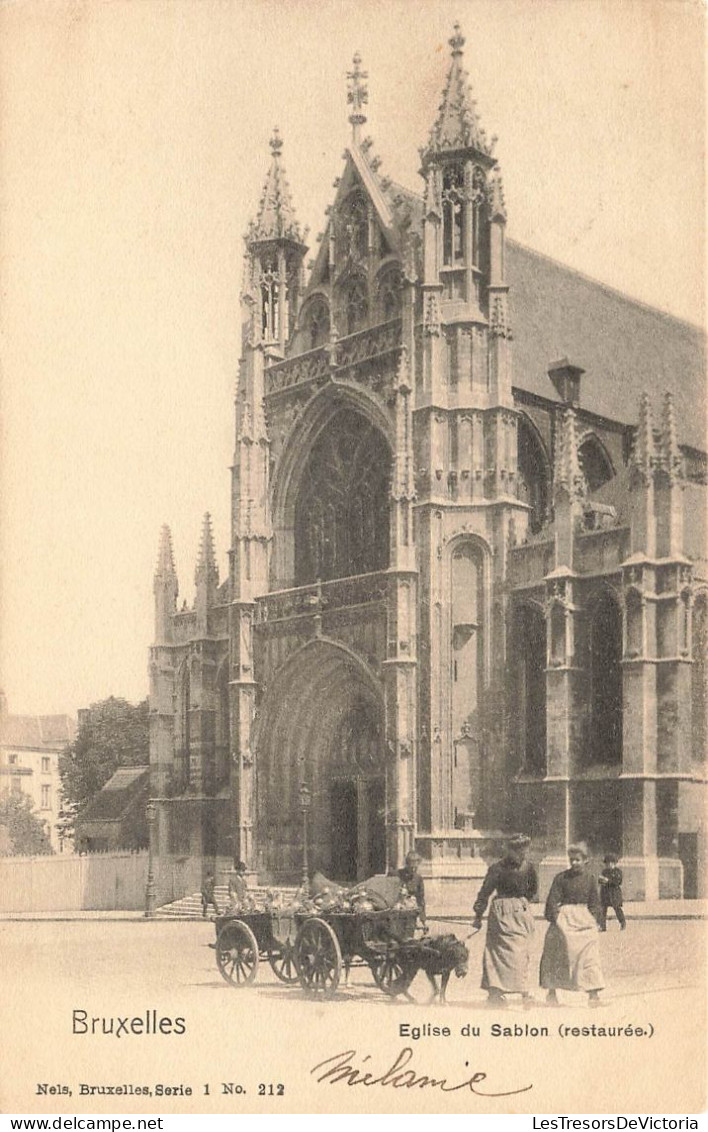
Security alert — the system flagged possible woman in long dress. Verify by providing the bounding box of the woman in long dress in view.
[472,834,538,1007]
[540,842,604,1006]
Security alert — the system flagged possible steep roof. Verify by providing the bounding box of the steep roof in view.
[0,713,76,750]
[77,766,149,822]
[506,240,706,451]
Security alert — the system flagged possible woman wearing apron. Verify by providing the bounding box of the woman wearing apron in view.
[472,834,538,1007]
[540,842,604,1006]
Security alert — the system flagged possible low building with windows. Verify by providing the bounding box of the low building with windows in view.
[147,29,706,899]
[0,692,75,852]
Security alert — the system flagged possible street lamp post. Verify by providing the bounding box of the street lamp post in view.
[145,800,157,918]
[299,783,312,890]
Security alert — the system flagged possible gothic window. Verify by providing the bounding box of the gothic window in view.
[518,418,550,534]
[303,297,330,350]
[294,409,390,584]
[442,165,464,266]
[692,593,707,762]
[177,663,191,789]
[377,266,402,321]
[470,166,486,269]
[451,542,483,725]
[579,435,614,492]
[260,260,280,341]
[343,277,368,335]
[216,664,230,789]
[516,605,547,774]
[588,592,623,765]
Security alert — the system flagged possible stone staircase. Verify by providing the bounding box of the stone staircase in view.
[157,885,299,919]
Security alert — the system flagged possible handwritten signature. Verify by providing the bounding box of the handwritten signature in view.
[311,1047,533,1096]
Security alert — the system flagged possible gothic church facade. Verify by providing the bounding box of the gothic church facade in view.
[149,29,707,899]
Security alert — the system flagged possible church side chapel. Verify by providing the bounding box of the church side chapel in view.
[148,28,707,902]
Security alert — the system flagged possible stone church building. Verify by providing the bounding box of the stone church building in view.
[149,28,706,900]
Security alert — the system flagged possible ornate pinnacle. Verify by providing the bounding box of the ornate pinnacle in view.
[422,23,493,162]
[248,129,304,245]
[347,52,369,144]
[633,391,655,478]
[155,524,176,578]
[661,391,682,480]
[195,512,219,588]
[269,125,283,156]
[449,22,465,57]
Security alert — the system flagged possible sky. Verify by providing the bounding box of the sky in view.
[0,0,704,718]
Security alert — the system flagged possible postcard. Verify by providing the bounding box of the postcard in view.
[0,0,705,1117]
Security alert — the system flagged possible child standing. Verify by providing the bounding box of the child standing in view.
[201,872,221,918]
[599,853,626,931]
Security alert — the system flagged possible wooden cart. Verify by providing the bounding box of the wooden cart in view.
[292,908,420,998]
[214,909,299,988]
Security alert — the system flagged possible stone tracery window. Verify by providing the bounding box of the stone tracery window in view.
[294,409,390,584]
[579,435,614,492]
[260,259,281,341]
[588,591,623,765]
[377,265,403,321]
[442,165,464,266]
[518,417,550,534]
[342,277,368,335]
[302,297,330,350]
[515,604,547,774]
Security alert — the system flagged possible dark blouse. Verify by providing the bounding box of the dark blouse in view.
[473,857,538,918]
[398,868,426,919]
[544,868,601,923]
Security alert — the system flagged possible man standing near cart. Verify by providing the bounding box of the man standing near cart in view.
[398,850,426,927]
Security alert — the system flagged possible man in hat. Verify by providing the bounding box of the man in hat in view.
[598,853,626,930]
[472,834,538,1008]
[398,850,426,926]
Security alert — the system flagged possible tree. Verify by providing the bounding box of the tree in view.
[58,696,149,837]
[0,793,53,855]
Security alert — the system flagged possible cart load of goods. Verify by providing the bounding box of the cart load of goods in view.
[224,871,418,917]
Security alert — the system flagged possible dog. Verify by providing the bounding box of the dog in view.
[387,933,468,1003]
[414,934,469,1003]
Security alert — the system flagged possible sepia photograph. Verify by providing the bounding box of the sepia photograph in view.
[0,0,705,1117]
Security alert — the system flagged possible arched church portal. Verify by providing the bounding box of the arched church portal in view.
[255,641,387,882]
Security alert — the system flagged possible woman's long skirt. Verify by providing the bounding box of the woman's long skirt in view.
[540,905,604,991]
[481,896,535,993]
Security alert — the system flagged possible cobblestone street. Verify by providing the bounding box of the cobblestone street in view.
[1,915,705,1114]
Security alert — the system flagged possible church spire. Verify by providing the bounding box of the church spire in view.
[347,52,368,146]
[245,130,307,356]
[195,512,219,589]
[153,524,178,645]
[422,24,493,163]
[248,128,304,246]
[155,524,176,580]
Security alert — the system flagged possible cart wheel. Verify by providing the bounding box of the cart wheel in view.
[216,919,259,987]
[370,947,415,997]
[294,917,342,997]
[268,942,299,984]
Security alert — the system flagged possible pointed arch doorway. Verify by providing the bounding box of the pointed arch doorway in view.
[255,640,387,882]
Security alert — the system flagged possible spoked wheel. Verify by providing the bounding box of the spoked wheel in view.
[268,941,299,984]
[216,919,259,987]
[294,917,342,998]
[370,947,416,997]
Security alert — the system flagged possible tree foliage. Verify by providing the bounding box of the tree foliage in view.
[0,793,54,856]
[58,697,149,833]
